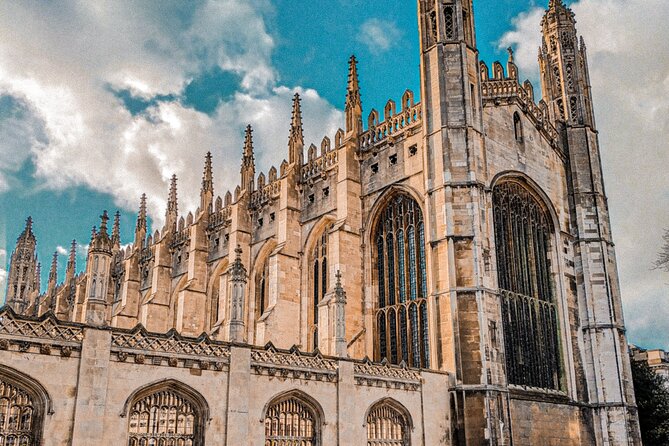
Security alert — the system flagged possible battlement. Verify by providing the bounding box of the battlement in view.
[360,90,422,151]
[301,131,342,183]
[480,60,560,148]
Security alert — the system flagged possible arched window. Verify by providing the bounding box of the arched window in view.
[513,112,523,143]
[366,399,411,446]
[264,393,320,446]
[492,180,562,390]
[125,381,207,446]
[0,368,49,446]
[310,227,330,350]
[256,258,269,319]
[374,194,429,368]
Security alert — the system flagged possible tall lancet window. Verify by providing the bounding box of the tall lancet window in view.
[256,259,269,319]
[492,180,562,390]
[310,227,330,350]
[366,400,411,446]
[374,195,429,368]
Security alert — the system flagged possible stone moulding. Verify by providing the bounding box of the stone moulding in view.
[359,102,422,152]
[110,325,231,369]
[251,343,338,382]
[353,358,422,391]
[0,307,84,342]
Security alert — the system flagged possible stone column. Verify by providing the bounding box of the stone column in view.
[71,327,112,444]
[225,246,247,343]
[225,346,251,446]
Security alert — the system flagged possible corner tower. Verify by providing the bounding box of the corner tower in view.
[418,1,507,444]
[540,1,641,443]
[5,217,39,314]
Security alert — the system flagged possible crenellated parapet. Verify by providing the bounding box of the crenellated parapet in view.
[480,56,560,148]
[300,132,342,184]
[359,90,422,151]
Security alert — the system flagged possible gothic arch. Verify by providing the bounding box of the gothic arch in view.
[262,390,324,446]
[490,171,560,231]
[364,185,425,237]
[366,188,430,368]
[122,379,209,446]
[490,174,564,390]
[302,216,336,351]
[207,258,229,329]
[0,364,52,446]
[364,398,413,446]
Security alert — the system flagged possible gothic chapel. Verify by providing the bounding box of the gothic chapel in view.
[1,1,641,445]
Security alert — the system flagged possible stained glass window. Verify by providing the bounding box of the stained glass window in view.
[0,379,39,446]
[264,396,319,446]
[366,400,410,446]
[127,387,203,446]
[493,180,562,390]
[374,195,430,368]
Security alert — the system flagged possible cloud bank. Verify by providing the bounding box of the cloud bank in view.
[500,0,669,348]
[0,0,343,226]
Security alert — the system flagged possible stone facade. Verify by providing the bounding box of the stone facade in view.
[2,1,641,445]
[631,345,669,387]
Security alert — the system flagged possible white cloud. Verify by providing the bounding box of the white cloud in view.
[359,19,402,54]
[500,0,669,348]
[56,246,68,256]
[0,1,342,227]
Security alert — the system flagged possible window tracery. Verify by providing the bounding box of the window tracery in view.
[366,400,411,446]
[264,396,319,446]
[374,195,430,368]
[0,377,42,446]
[492,180,562,390]
[127,387,203,446]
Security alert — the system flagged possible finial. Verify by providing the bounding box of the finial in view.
[288,93,304,165]
[507,47,514,63]
[25,216,33,232]
[112,211,121,245]
[166,174,178,221]
[230,245,247,281]
[90,226,97,242]
[243,125,255,159]
[67,240,77,271]
[137,193,147,228]
[202,151,213,193]
[48,251,58,283]
[99,210,109,235]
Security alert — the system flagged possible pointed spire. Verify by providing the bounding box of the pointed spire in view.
[240,125,256,191]
[165,174,178,230]
[137,193,147,230]
[90,226,97,243]
[67,240,77,273]
[230,245,247,282]
[507,47,514,63]
[345,55,363,137]
[99,210,110,235]
[48,251,58,284]
[34,262,41,294]
[202,151,213,193]
[112,211,121,247]
[548,0,565,10]
[288,93,304,165]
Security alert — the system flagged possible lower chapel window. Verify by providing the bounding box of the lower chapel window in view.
[366,401,411,446]
[492,181,562,390]
[0,378,41,446]
[264,395,319,446]
[374,194,430,368]
[127,387,204,446]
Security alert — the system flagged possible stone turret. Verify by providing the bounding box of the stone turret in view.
[83,211,113,326]
[5,217,38,314]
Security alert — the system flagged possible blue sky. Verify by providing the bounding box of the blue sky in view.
[1,0,668,349]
